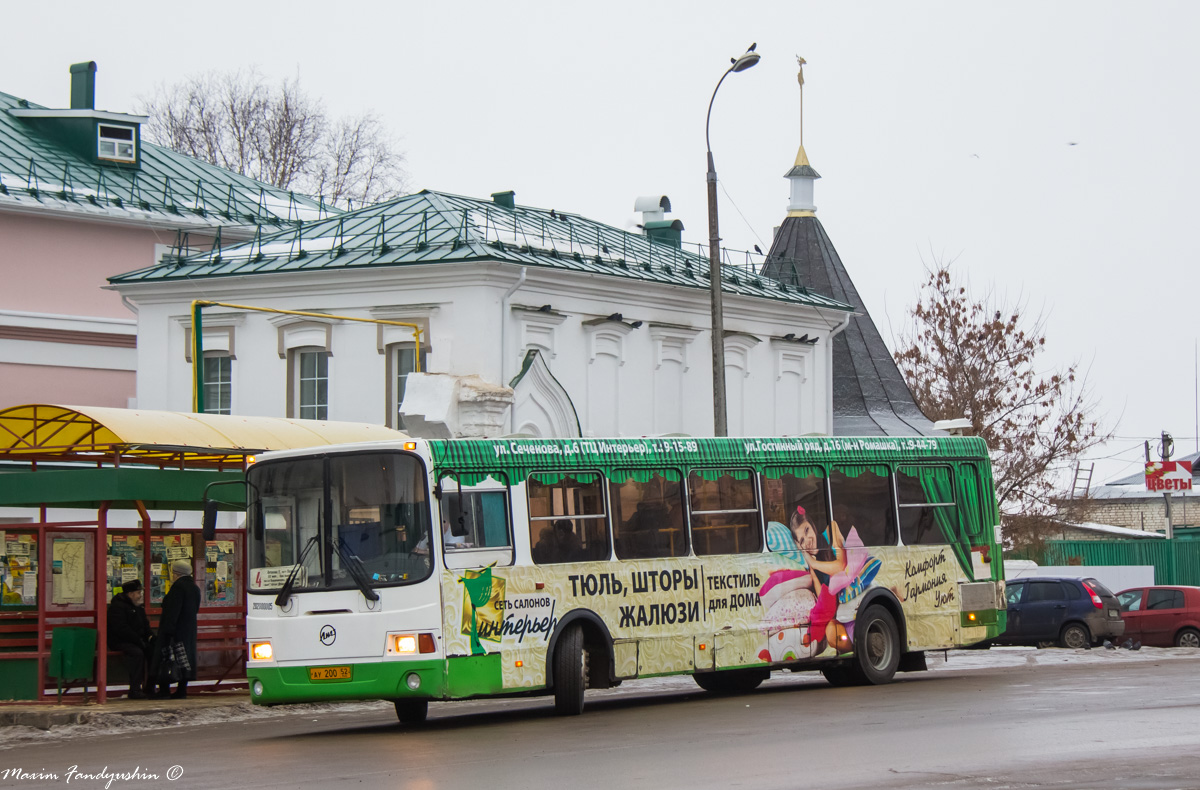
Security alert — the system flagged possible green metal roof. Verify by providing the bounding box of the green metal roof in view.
[108,189,853,311]
[0,90,335,229]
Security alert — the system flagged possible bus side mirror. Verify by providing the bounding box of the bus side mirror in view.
[450,515,469,537]
[202,500,219,542]
[253,501,264,541]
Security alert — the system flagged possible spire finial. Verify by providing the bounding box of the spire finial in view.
[796,56,806,145]
[784,55,820,217]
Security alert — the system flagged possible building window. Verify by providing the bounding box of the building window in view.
[295,349,329,420]
[98,124,136,162]
[202,353,232,415]
[391,345,430,430]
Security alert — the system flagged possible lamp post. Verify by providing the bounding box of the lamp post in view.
[706,44,760,437]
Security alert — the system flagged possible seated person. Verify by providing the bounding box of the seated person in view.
[532,526,556,563]
[414,520,474,555]
[107,579,152,699]
[552,519,583,561]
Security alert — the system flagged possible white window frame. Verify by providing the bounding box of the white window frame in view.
[97,123,137,162]
[292,347,330,420]
[202,352,233,415]
[387,342,432,430]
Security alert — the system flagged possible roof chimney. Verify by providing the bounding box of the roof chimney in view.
[490,190,515,210]
[644,219,685,249]
[69,61,97,110]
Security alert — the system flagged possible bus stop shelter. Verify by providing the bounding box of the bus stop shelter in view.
[0,404,406,704]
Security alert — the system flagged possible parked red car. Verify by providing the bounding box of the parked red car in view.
[1115,586,1200,647]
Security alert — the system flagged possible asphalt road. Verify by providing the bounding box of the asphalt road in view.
[4,656,1200,790]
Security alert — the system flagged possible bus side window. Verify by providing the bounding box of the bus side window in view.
[688,469,762,556]
[896,465,956,546]
[828,465,896,547]
[610,469,687,560]
[527,472,610,564]
[439,486,512,551]
[761,466,829,557]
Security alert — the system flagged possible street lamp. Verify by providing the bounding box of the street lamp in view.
[706,44,760,437]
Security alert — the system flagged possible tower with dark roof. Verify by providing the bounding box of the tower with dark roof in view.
[761,63,940,437]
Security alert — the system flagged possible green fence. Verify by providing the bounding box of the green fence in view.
[1043,540,1200,587]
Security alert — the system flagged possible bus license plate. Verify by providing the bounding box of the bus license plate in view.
[309,666,352,682]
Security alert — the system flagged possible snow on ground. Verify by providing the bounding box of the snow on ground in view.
[925,644,1200,671]
[3,646,1196,749]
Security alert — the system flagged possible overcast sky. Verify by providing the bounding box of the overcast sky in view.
[5,0,1197,488]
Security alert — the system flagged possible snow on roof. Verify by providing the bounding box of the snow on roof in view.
[1089,482,1199,500]
[1061,521,1166,539]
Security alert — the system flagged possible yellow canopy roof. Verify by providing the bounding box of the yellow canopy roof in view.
[0,404,409,467]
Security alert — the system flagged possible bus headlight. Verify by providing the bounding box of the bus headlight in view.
[406,672,421,690]
[250,641,274,661]
[252,680,264,696]
[386,632,437,655]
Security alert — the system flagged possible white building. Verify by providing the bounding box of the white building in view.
[109,186,856,439]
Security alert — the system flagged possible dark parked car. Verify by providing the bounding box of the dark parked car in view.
[1115,586,1200,648]
[996,576,1125,648]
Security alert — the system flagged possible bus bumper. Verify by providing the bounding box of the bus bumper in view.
[248,660,445,705]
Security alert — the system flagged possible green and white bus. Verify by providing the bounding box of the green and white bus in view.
[232,435,1005,721]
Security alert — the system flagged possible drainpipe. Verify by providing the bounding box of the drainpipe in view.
[120,295,138,316]
[829,309,854,339]
[500,267,527,432]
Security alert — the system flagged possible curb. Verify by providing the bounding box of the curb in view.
[0,693,252,731]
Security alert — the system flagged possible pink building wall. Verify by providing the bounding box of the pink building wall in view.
[0,212,164,317]
[0,212,166,410]
[0,362,133,409]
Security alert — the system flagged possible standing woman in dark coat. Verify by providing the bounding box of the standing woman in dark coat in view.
[154,559,200,699]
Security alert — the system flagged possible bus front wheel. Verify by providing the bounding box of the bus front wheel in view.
[394,699,428,726]
[553,624,587,716]
[848,605,901,685]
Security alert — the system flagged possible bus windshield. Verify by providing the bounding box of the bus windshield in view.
[246,451,433,592]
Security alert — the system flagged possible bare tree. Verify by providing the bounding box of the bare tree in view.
[894,264,1110,552]
[142,70,407,208]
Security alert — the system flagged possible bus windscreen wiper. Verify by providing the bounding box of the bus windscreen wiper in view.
[275,535,319,607]
[335,537,380,602]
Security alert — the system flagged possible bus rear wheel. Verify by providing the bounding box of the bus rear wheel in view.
[394,699,428,726]
[692,668,769,694]
[848,605,900,685]
[553,624,588,716]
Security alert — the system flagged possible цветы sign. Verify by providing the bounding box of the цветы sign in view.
[1145,461,1193,492]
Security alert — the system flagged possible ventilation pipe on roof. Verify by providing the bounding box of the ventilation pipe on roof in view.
[70,61,97,110]
[491,190,515,210]
[634,195,671,225]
